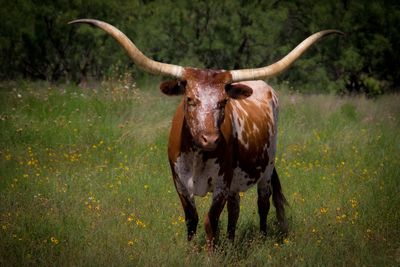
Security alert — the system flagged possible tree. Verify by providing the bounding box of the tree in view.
[1,0,399,95]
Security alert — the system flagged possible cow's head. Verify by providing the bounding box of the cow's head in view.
[160,69,252,151]
[69,19,343,151]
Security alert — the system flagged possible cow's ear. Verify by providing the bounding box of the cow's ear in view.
[225,83,253,99]
[160,80,186,95]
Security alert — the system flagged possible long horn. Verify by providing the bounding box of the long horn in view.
[230,30,343,82]
[69,19,184,78]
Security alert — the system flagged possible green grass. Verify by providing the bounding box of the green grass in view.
[1,81,399,266]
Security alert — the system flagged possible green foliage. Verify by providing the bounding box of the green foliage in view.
[1,0,400,94]
[0,82,399,265]
[360,74,382,96]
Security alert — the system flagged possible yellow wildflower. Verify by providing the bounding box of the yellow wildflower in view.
[178,216,185,223]
[350,198,358,208]
[50,237,59,245]
[320,207,328,214]
[136,219,146,228]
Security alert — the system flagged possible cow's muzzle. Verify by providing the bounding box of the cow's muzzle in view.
[194,133,220,151]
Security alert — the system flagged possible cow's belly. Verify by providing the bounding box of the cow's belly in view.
[174,150,276,196]
[229,162,274,193]
[229,128,277,193]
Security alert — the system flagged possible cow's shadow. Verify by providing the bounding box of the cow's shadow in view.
[190,217,290,259]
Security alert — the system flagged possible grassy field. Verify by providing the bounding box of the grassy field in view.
[0,80,399,266]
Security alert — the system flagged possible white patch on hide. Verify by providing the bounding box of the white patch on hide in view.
[174,150,223,197]
[194,84,220,133]
[230,141,275,193]
[230,81,278,151]
[231,102,249,149]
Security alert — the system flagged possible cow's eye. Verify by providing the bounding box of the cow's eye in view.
[187,97,196,106]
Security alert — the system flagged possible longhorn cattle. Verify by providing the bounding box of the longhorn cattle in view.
[70,19,342,248]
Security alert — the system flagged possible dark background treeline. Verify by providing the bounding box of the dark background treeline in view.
[1,0,399,95]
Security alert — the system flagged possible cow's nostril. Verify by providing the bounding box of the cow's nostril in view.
[214,136,220,144]
[201,134,208,144]
[201,134,220,145]
[197,133,220,151]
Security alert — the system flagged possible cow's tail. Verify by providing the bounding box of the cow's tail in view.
[271,167,288,234]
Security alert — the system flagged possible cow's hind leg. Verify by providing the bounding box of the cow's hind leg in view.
[178,193,199,241]
[271,167,288,234]
[257,177,272,235]
[227,192,240,241]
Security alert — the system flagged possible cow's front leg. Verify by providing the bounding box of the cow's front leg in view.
[227,192,240,241]
[173,173,199,241]
[204,191,227,248]
[178,192,198,241]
